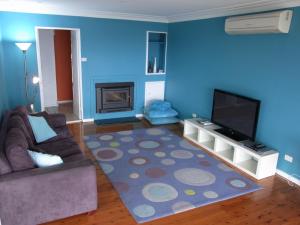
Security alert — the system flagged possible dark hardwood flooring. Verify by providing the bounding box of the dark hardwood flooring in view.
[43,119,300,225]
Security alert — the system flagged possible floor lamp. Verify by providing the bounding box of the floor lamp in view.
[15,42,32,109]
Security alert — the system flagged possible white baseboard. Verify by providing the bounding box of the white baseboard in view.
[82,118,94,123]
[57,100,73,104]
[276,169,300,186]
[136,114,144,118]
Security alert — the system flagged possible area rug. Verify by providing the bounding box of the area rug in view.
[85,128,261,223]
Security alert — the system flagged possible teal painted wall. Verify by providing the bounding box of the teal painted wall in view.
[0,12,167,119]
[0,15,9,119]
[166,8,300,178]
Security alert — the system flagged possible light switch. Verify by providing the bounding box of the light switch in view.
[81,57,87,62]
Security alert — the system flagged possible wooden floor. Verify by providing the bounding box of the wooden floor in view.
[44,120,300,225]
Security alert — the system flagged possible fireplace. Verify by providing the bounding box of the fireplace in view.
[96,82,134,113]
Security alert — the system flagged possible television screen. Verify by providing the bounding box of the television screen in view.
[211,89,260,141]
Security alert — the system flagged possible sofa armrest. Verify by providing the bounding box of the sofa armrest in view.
[46,113,67,128]
[0,159,98,225]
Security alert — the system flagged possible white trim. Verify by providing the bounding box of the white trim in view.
[168,0,300,22]
[82,118,95,123]
[1,0,300,23]
[0,5,168,23]
[57,100,73,104]
[276,169,300,186]
[66,120,82,124]
[145,31,168,76]
[35,26,84,120]
[135,114,144,118]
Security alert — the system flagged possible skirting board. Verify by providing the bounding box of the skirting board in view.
[276,169,300,186]
[82,114,144,123]
[57,100,73,104]
[82,118,94,123]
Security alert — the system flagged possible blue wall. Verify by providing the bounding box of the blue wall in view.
[0,12,167,119]
[166,8,300,177]
[0,16,9,119]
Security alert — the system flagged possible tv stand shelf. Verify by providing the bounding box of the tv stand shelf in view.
[184,119,279,180]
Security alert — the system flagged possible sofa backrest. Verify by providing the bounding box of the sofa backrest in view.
[0,111,13,175]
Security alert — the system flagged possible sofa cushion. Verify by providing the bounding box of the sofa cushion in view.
[0,112,12,175]
[7,115,34,146]
[12,106,36,143]
[28,150,63,168]
[28,115,57,143]
[37,138,82,158]
[5,128,35,171]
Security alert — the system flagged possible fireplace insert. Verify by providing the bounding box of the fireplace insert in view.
[96,82,134,113]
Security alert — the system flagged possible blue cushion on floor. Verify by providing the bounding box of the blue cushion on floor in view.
[144,115,179,125]
[149,100,172,111]
[147,108,178,118]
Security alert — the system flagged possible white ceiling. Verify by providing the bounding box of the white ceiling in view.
[0,0,299,22]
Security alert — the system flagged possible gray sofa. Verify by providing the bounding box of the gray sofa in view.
[0,107,98,225]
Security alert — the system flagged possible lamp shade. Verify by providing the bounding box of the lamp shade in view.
[15,42,32,51]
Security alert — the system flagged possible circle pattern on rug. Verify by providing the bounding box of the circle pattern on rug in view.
[226,178,252,190]
[154,151,166,158]
[117,130,133,135]
[145,168,166,178]
[129,173,140,179]
[86,141,101,149]
[114,181,129,193]
[83,136,89,141]
[203,191,219,199]
[137,140,161,149]
[120,136,134,142]
[170,150,194,159]
[146,128,165,136]
[218,163,233,172]
[172,201,195,213]
[110,141,120,147]
[99,135,113,141]
[197,154,206,158]
[129,157,149,166]
[128,149,139,154]
[160,136,172,141]
[161,158,176,166]
[184,189,196,196]
[95,148,123,161]
[101,163,114,174]
[133,204,155,218]
[199,160,211,167]
[174,168,216,186]
[179,140,199,151]
[142,183,178,203]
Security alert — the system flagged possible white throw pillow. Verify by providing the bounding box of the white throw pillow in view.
[27,150,63,168]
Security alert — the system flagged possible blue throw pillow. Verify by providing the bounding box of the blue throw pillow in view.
[27,150,63,168]
[28,115,57,143]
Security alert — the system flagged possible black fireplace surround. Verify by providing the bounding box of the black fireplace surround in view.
[96,82,134,113]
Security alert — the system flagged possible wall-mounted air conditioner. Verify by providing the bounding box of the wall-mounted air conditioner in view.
[225,10,293,35]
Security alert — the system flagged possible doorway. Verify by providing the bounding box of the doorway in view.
[35,27,83,123]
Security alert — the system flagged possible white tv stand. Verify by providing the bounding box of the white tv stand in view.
[184,118,279,180]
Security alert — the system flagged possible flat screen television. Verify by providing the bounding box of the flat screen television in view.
[211,89,261,141]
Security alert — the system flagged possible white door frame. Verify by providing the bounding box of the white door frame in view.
[35,26,84,120]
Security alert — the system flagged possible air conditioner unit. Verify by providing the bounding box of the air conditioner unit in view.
[225,10,293,35]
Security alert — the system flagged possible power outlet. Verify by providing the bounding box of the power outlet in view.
[192,113,198,118]
[284,154,293,163]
